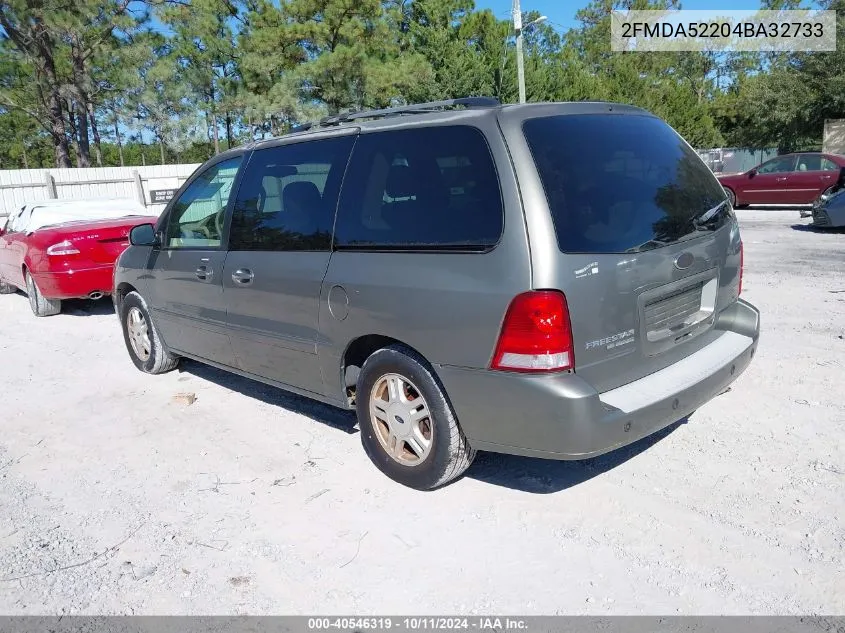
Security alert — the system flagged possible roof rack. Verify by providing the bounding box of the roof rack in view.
[290,97,500,133]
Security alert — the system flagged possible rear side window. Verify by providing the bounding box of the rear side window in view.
[230,136,355,251]
[796,155,824,172]
[335,126,503,250]
[523,115,731,254]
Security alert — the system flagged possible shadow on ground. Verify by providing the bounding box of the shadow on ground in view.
[180,359,359,435]
[179,358,689,493]
[62,297,116,316]
[791,223,845,234]
[465,418,688,493]
[4,291,116,317]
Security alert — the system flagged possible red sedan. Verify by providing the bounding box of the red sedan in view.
[717,152,845,207]
[0,199,158,316]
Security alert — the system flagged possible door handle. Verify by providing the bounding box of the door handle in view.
[231,268,254,284]
[775,177,788,182]
[195,265,213,281]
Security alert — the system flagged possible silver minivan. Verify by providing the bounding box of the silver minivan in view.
[114,98,760,490]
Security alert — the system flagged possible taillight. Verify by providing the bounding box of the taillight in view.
[46,240,80,256]
[739,241,744,295]
[491,291,574,373]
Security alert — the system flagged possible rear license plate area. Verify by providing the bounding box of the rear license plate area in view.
[639,269,718,354]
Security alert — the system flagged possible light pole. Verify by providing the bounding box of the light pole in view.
[512,0,547,104]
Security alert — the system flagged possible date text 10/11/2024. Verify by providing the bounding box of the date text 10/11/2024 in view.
[307,618,529,631]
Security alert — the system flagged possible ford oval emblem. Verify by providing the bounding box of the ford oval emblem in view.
[674,252,694,270]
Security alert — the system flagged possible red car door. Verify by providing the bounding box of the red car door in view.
[791,155,839,203]
[742,155,797,204]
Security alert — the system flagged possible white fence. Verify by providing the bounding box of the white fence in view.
[0,164,202,219]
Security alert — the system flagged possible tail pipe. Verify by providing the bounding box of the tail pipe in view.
[88,291,105,301]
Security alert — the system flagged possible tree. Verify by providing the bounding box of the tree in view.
[0,1,73,166]
[158,0,242,153]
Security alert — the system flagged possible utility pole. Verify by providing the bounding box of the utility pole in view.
[512,0,547,105]
[513,0,526,104]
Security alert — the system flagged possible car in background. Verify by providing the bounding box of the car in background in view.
[717,152,845,207]
[0,198,158,316]
[810,188,845,228]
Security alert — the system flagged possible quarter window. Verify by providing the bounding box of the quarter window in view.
[165,157,242,249]
[229,136,355,251]
[334,126,503,250]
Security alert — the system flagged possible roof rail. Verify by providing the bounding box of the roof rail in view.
[289,97,500,133]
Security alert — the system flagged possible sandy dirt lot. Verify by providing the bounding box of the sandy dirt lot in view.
[0,210,843,615]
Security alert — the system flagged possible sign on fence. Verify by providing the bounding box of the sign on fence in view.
[150,189,179,204]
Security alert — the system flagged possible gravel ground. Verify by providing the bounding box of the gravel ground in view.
[0,210,843,616]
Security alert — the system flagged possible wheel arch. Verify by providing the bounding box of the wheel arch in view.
[339,335,436,404]
[114,282,138,309]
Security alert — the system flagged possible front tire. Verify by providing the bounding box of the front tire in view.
[724,187,737,208]
[356,344,475,490]
[24,271,61,317]
[119,291,179,374]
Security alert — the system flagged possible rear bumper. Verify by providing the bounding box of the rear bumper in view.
[32,266,114,300]
[812,208,832,227]
[813,206,845,228]
[436,299,760,460]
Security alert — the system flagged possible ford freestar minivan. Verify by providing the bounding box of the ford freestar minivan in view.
[113,98,760,490]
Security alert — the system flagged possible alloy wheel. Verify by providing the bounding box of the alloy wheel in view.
[369,373,433,466]
[126,307,152,361]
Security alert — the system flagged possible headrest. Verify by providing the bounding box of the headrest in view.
[283,181,321,211]
[386,165,417,198]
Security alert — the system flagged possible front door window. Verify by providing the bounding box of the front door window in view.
[164,157,242,249]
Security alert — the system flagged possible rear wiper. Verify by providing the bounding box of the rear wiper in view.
[692,200,728,230]
[625,238,669,253]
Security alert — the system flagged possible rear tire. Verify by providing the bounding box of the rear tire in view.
[0,279,16,295]
[24,271,61,317]
[356,344,475,490]
[119,291,180,374]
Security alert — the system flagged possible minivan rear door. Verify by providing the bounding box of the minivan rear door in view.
[502,106,743,393]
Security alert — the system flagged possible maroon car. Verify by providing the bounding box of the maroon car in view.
[717,152,845,207]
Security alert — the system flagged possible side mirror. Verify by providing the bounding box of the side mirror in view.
[129,223,158,247]
[748,168,757,178]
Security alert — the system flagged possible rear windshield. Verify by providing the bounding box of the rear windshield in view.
[523,114,729,254]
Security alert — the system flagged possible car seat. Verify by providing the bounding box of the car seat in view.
[381,165,421,240]
[282,181,323,234]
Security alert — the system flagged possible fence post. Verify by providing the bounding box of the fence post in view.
[44,172,57,199]
[132,170,146,207]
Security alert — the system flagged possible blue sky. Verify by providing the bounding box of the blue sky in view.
[476,0,766,32]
